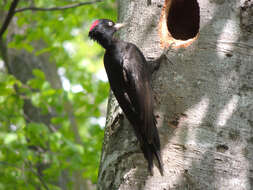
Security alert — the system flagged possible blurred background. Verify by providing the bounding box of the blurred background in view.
[0,0,116,189]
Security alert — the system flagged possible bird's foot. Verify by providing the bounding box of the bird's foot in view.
[147,48,173,74]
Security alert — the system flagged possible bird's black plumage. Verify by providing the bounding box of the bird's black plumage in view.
[89,19,163,175]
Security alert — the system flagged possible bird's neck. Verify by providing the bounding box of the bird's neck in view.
[97,34,116,49]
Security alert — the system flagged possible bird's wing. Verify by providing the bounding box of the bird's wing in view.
[122,44,156,143]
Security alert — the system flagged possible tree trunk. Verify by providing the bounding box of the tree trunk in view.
[97,0,253,189]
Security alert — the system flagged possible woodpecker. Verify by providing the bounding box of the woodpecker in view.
[88,19,163,175]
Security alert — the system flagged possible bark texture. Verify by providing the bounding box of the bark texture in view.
[97,0,253,189]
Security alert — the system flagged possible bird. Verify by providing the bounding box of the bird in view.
[88,19,163,175]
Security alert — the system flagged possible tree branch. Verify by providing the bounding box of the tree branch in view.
[25,161,49,190]
[0,0,20,39]
[0,0,102,40]
[15,0,103,13]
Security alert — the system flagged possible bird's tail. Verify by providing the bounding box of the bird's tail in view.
[135,124,163,176]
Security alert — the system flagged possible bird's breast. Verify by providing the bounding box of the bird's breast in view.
[104,51,125,90]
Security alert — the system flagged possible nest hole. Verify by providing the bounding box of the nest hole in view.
[167,0,200,40]
[159,0,200,48]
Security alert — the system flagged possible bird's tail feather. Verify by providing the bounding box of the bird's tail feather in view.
[150,142,163,175]
[139,129,163,176]
[131,114,163,175]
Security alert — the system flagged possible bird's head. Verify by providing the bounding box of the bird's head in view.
[88,19,126,47]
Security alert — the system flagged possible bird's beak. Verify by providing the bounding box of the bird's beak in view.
[114,23,127,30]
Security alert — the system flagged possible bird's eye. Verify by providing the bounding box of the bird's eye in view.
[108,22,113,26]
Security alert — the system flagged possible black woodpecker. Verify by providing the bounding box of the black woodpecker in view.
[88,19,163,175]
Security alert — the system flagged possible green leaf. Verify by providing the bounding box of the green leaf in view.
[31,92,41,107]
[0,0,116,188]
[32,69,45,80]
[4,134,18,145]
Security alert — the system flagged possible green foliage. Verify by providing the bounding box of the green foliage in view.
[0,0,116,189]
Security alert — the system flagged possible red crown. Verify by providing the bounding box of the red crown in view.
[89,20,99,31]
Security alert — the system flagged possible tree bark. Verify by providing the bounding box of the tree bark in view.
[97,0,253,189]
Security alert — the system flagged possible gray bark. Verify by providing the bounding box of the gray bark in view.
[97,0,253,189]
